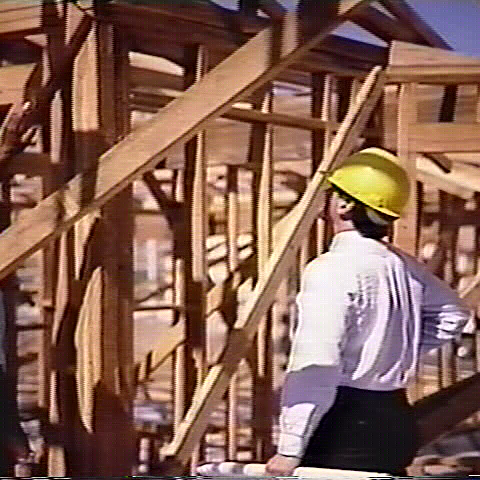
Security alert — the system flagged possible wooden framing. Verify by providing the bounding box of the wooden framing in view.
[2,0,480,476]
[161,66,386,465]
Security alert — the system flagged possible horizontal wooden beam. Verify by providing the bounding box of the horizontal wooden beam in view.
[224,106,333,131]
[318,33,387,64]
[387,41,480,83]
[131,86,336,130]
[0,1,60,36]
[389,41,479,67]
[131,87,380,139]
[0,2,43,36]
[130,66,184,92]
[387,65,480,84]
[410,123,480,153]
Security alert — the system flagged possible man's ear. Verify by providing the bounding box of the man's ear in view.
[338,198,356,218]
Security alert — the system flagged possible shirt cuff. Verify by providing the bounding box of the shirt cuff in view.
[277,432,304,458]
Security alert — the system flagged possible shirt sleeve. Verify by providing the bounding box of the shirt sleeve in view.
[277,258,351,458]
[420,268,471,356]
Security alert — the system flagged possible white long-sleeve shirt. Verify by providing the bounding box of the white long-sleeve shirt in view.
[278,230,470,457]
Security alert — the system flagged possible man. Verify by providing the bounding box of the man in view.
[266,148,470,477]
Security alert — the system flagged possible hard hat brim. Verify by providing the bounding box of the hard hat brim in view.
[327,177,401,219]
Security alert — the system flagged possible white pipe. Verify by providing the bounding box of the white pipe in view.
[197,462,390,478]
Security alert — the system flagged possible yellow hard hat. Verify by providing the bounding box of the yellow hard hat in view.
[328,147,410,218]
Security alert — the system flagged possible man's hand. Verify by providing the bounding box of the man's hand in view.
[265,454,301,476]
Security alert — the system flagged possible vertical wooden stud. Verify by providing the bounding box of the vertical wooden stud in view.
[183,44,209,472]
[248,87,274,461]
[395,83,420,401]
[173,169,187,433]
[311,73,333,258]
[226,166,240,460]
[438,192,459,388]
[394,83,419,255]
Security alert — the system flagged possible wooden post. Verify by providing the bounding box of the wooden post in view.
[226,166,240,460]
[46,4,85,475]
[249,87,274,461]
[394,83,419,256]
[337,77,353,123]
[48,8,134,475]
[438,192,459,388]
[39,17,70,415]
[172,169,187,433]
[395,82,420,402]
[183,44,209,472]
[310,73,333,258]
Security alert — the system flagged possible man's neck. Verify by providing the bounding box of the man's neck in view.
[332,221,356,236]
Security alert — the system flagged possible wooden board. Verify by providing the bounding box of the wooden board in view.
[410,123,480,153]
[387,41,480,83]
[0,1,60,36]
[387,65,480,84]
[197,462,389,478]
[389,41,480,67]
[0,0,372,282]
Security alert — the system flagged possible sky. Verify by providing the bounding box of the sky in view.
[410,0,480,56]
[216,0,480,57]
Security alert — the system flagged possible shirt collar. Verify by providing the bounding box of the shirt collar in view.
[329,230,388,254]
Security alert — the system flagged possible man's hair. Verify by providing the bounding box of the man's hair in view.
[331,185,393,240]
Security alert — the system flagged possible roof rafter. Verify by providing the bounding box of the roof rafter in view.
[349,4,421,43]
[379,0,450,48]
